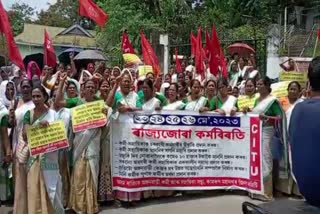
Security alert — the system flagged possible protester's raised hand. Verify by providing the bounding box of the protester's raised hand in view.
[4,153,12,164]
[60,73,67,82]
[115,75,122,85]
[69,52,74,60]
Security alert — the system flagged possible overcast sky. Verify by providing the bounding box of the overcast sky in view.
[3,0,57,12]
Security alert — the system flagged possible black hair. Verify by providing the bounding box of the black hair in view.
[143,78,154,91]
[6,81,14,88]
[169,83,179,92]
[205,79,216,88]
[178,72,185,78]
[308,57,320,91]
[232,53,239,59]
[67,81,77,89]
[20,79,33,88]
[169,83,179,100]
[190,79,201,88]
[99,79,110,88]
[260,77,272,93]
[288,81,301,91]
[179,81,189,94]
[146,72,155,78]
[245,78,256,88]
[84,79,96,88]
[217,78,229,87]
[32,85,49,102]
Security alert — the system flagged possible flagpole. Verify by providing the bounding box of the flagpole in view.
[313,36,318,58]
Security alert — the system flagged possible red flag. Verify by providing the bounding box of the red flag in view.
[210,25,222,76]
[205,29,211,59]
[195,27,204,80]
[0,1,24,70]
[175,48,182,73]
[79,0,108,28]
[43,30,57,67]
[190,32,197,56]
[121,31,136,54]
[140,31,160,76]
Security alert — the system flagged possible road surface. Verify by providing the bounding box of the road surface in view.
[0,192,262,214]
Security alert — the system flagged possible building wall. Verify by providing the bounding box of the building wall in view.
[18,44,65,59]
[305,9,320,31]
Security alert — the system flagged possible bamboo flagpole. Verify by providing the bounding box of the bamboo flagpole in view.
[313,37,318,58]
[313,23,320,58]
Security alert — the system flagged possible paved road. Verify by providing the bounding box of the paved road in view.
[0,193,262,214]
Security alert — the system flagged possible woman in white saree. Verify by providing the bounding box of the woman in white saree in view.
[97,79,114,203]
[55,75,107,213]
[23,86,63,214]
[251,77,285,201]
[51,87,72,209]
[214,78,237,116]
[110,70,144,205]
[163,83,186,110]
[11,79,35,214]
[0,103,12,202]
[229,61,241,88]
[0,80,16,109]
[184,79,208,112]
[277,81,303,195]
[141,79,162,112]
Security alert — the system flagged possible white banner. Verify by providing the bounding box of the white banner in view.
[111,111,263,195]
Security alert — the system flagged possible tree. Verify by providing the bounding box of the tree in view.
[7,3,35,36]
[95,0,297,62]
[35,0,78,28]
[35,0,94,29]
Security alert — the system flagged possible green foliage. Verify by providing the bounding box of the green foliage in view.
[8,3,35,36]
[35,0,78,27]
[35,0,94,29]
[96,0,277,57]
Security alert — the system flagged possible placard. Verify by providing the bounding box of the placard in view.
[279,71,307,86]
[27,120,68,156]
[271,81,290,98]
[237,95,259,110]
[71,100,107,132]
[111,111,263,195]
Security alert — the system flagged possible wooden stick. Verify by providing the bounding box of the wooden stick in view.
[313,36,318,58]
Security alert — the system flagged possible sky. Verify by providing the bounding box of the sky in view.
[3,0,57,12]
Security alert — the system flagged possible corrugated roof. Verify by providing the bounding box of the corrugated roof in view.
[14,23,97,48]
